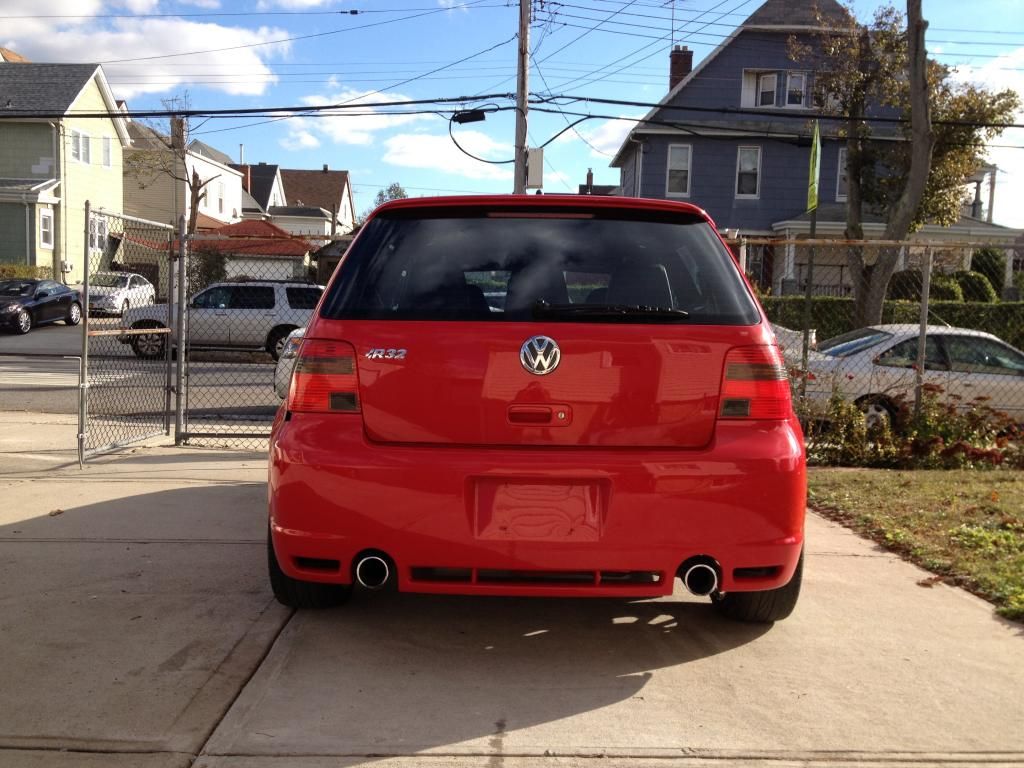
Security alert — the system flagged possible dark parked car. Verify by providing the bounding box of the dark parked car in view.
[0,279,82,334]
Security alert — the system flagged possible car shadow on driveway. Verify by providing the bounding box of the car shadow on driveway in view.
[202,585,771,760]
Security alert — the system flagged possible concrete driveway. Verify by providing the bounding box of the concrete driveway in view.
[1,415,1022,768]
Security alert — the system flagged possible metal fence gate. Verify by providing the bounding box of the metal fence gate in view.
[80,204,175,462]
[177,223,313,449]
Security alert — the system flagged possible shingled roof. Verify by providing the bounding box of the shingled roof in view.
[188,139,235,167]
[741,0,850,28]
[280,168,351,216]
[0,63,106,114]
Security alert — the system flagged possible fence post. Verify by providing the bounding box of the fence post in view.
[913,246,933,417]
[174,215,187,445]
[78,200,91,468]
[1004,247,1019,301]
[738,237,748,274]
[164,232,174,435]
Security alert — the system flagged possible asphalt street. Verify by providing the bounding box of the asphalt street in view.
[0,323,281,439]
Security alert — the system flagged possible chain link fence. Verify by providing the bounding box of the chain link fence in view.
[81,206,174,459]
[176,229,322,448]
[732,238,1024,467]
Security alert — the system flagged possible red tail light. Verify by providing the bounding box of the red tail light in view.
[288,339,360,413]
[719,346,792,420]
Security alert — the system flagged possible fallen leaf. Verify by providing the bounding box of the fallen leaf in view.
[917,575,943,588]
[990,491,1000,503]
[48,509,64,517]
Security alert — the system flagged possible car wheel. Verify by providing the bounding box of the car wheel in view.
[712,550,803,623]
[268,530,351,609]
[15,310,32,334]
[267,326,297,362]
[65,302,82,326]
[120,299,130,317]
[130,326,167,359]
[859,396,896,431]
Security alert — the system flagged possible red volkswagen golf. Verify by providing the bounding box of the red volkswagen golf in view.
[268,195,806,622]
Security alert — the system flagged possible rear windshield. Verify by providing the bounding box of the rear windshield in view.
[320,208,759,324]
[818,328,893,357]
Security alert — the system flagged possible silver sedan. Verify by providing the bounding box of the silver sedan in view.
[801,324,1024,427]
[274,327,305,399]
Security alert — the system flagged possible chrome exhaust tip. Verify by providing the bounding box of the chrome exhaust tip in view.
[355,555,391,590]
[681,560,719,597]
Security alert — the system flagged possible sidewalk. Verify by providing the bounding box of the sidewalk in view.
[0,413,288,768]
[0,413,1022,768]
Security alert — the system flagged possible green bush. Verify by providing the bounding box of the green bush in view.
[954,270,999,303]
[0,264,53,280]
[931,275,964,302]
[761,296,1024,350]
[886,269,924,300]
[971,248,1006,292]
[799,384,1023,470]
[885,270,963,302]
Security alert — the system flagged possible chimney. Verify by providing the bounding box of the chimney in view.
[670,45,693,90]
[240,164,251,194]
[322,163,329,173]
[586,168,594,194]
[239,143,244,164]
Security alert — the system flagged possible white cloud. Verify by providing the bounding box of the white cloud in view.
[178,0,222,7]
[283,88,430,146]
[950,47,1024,229]
[280,128,321,151]
[577,115,642,159]
[114,0,160,11]
[262,0,336,7]
[383,131,514,181]
[2,2,289,99]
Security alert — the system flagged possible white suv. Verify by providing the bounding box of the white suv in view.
[121,280,323,360]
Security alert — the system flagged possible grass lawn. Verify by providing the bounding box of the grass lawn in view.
[808,468,1024,621]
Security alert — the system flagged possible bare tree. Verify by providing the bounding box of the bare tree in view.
[123,95,221,236]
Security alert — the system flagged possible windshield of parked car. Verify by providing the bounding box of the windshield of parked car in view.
[0,281,34,297]
[90,273,130,288]
[817,328,894,357]
[321,207,759,325]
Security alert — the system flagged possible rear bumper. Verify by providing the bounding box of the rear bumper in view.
[269,414,806,597]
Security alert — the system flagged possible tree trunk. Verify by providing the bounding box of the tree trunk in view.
[849,2,934,328]
[857,0,934,326]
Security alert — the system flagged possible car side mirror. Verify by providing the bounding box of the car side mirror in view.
[35,291,49,299]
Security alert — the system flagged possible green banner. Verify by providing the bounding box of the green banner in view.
[807,120,821,212]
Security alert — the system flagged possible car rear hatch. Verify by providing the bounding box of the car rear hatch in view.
[304,199,767,450]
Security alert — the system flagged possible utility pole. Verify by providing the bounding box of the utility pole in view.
[513,0,530,194]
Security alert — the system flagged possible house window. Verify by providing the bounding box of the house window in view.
[39,210,54,249]
[736,146,761,198]
[836,147,848,201]
[102,136,112,167]
[787,72,806,107]
[72,131,91,164]
[665,144,691,197]
[758,73,777,107]
[89,217,108,251]
[217,181,225,214]
[71,130,91,163]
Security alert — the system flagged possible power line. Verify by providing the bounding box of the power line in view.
[98,0,503,65]
[537,0,643,63]
[0,3,508,19]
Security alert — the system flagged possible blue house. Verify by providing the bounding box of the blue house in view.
[609,0,1019,294]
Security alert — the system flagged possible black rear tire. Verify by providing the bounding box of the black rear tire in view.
[130,325,167,359]
[268,531,351,609]
[713,550,803,623]
[267,326,297,362]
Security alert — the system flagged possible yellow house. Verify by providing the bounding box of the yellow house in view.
[0,62,129,283]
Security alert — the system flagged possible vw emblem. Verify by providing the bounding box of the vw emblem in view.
[520,335,561,375]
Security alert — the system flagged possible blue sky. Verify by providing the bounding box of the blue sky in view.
[4,0,1023,224]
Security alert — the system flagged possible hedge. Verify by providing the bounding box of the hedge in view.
[761,296,1024,350]
[0,264,53,280]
